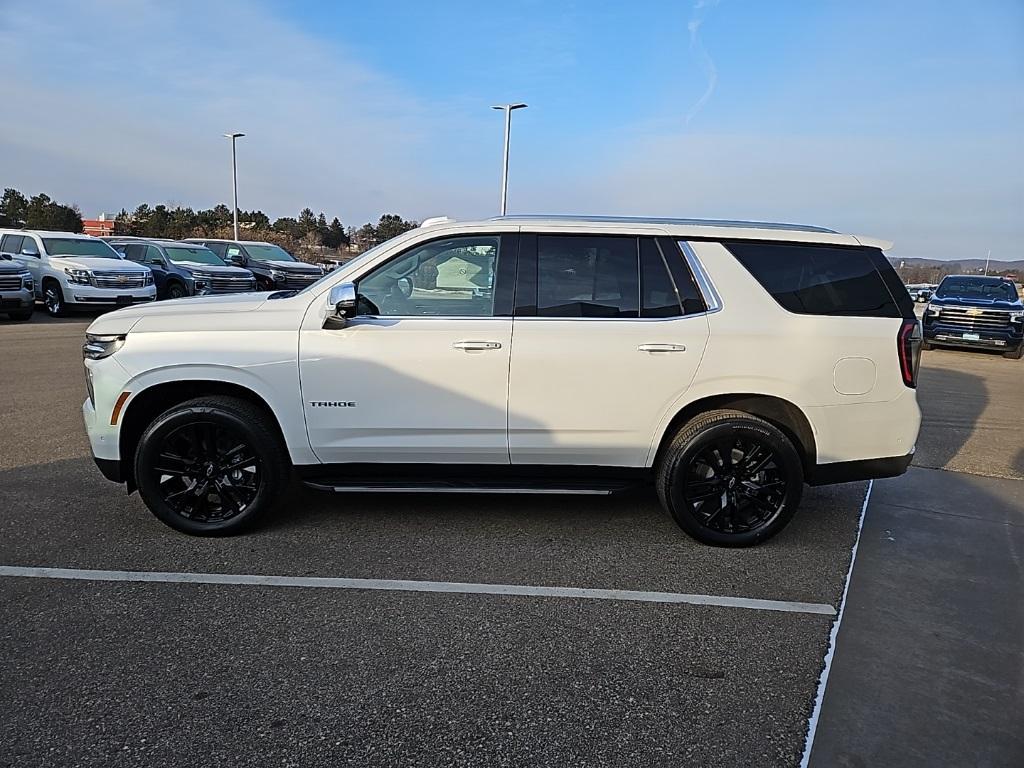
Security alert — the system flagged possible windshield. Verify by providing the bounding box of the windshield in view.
[164,246,227,266]
[936,278,1017,301]
[243,244,296,262]
[42,238,122,259]
[292,239,397,297]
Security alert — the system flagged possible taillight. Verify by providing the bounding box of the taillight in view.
[898,319,922,388]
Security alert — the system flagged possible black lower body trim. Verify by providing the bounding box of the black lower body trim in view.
[93,456,124,483]
[806,452,914,486]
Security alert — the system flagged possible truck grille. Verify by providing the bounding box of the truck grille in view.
[93,271,148,289]
[936,306,1011,330]
[282,272,320,289]
[209,276,255,293]
[0,275,23,290]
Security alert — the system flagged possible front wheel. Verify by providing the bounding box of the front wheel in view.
[43,282,67,317]
[134,396,290,535]
[7,308,33,321]
[167,282,187,300]
[656,410,804,547]
[1004,345,1024,360]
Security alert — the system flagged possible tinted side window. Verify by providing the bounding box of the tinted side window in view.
[537,235,638,318]
[640,238,681,317]
[123,244,146,262]
[205,242,227,258]
[725,241,901,318]
[145,246,164,265]
[1,235,23,254]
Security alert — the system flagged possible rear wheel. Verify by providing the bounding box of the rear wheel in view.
[7,308,32,321]
[656,410,804,547]
[134,396,289,535]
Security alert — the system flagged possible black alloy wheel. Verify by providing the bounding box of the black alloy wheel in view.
[167,283,187,300]
[149,420,260,523]
[657,409,803,547]
[134,396,288,535]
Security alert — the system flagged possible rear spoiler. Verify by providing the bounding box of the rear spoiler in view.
[853,235,893,251]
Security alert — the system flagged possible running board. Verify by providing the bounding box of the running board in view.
[301,479,636,496]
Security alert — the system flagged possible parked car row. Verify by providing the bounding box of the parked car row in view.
[0,230,326,319]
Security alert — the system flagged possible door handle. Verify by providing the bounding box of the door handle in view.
[453,340,502,351]
[637,343,686,353]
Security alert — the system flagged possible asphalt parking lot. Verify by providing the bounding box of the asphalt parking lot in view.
[1,312,1021,767]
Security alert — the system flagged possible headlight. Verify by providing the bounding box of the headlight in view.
[269,269,286,282]
[1010,311,1024,323]
[144,272,154,286]
[925,304,941,316]
[19,271,32,289]
[65,268,92,285]
[83,333,125,360]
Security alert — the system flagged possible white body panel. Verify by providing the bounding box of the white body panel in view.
[508,315,710,465]
[81,215,921,481]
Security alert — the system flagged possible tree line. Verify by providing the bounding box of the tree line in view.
[0,186,419,262]
[0,188,83,232]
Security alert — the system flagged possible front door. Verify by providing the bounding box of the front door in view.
[300,233,515,464]
[508,234,710,466]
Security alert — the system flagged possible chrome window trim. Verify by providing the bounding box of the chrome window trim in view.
[678,240,722,314]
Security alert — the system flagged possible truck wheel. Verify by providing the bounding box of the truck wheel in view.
[43,280,67,317]
[1004,346,1024,360]
[920,340,932,351]
[656,409,804,547]
[133,396,290,536]
[7,308,33,321]
[167,282,187,299]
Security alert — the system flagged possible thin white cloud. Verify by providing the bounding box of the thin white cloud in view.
[0,0,493,223]
[685,0,720,125]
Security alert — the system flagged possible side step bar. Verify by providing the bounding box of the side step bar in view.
[301,479,637,496]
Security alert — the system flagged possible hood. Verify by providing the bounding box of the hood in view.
[0,258,28,273]
[50,256,150,272]
[930,295,1022,311]
[263,260,321,273]
[172,262,253,277]
[86,292,269,336]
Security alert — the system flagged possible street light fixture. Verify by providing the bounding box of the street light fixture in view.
[491,104,527,216]
[223,132,245,240]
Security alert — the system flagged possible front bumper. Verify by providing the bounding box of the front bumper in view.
[67,283,156,306]
[0,287,34,310]
[924,325,1023,351]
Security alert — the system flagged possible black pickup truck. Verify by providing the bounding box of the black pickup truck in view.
[922,275,1023,359]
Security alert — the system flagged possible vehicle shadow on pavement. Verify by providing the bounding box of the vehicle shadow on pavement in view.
[913,361,988,473]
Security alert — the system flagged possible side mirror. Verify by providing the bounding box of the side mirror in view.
[227,253,245,266]
[21,247,39,258]
[324,282,357,328]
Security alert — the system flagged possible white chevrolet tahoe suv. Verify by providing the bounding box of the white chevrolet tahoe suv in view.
[0,230,155,316]
[82,216,922,546]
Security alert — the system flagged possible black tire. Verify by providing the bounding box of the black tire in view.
[167,282,187,300]
[920,340,933,351]
[133,396,290,535]
[255,277,275,292]
[7,308,33,321]
[1004,345,1024,360]
[656,409,804,547]
[43,280,67,317]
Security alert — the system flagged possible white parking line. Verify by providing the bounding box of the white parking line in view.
[799,479,874,767]
[0,565,837,616]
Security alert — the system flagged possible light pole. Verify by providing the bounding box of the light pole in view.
[491,104,526,215]
[223,132,245,240]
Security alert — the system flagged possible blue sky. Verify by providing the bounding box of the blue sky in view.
[1,0,1021,260]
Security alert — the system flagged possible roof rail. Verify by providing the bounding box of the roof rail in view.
[488,214,837,234]
[419,216,455,228]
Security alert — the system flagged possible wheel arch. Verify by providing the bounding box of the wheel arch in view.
[651,393,817,474]
[118,379,290,491]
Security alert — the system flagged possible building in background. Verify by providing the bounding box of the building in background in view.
[82,213,117,237]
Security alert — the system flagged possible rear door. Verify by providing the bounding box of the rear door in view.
[507,233,710,466]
